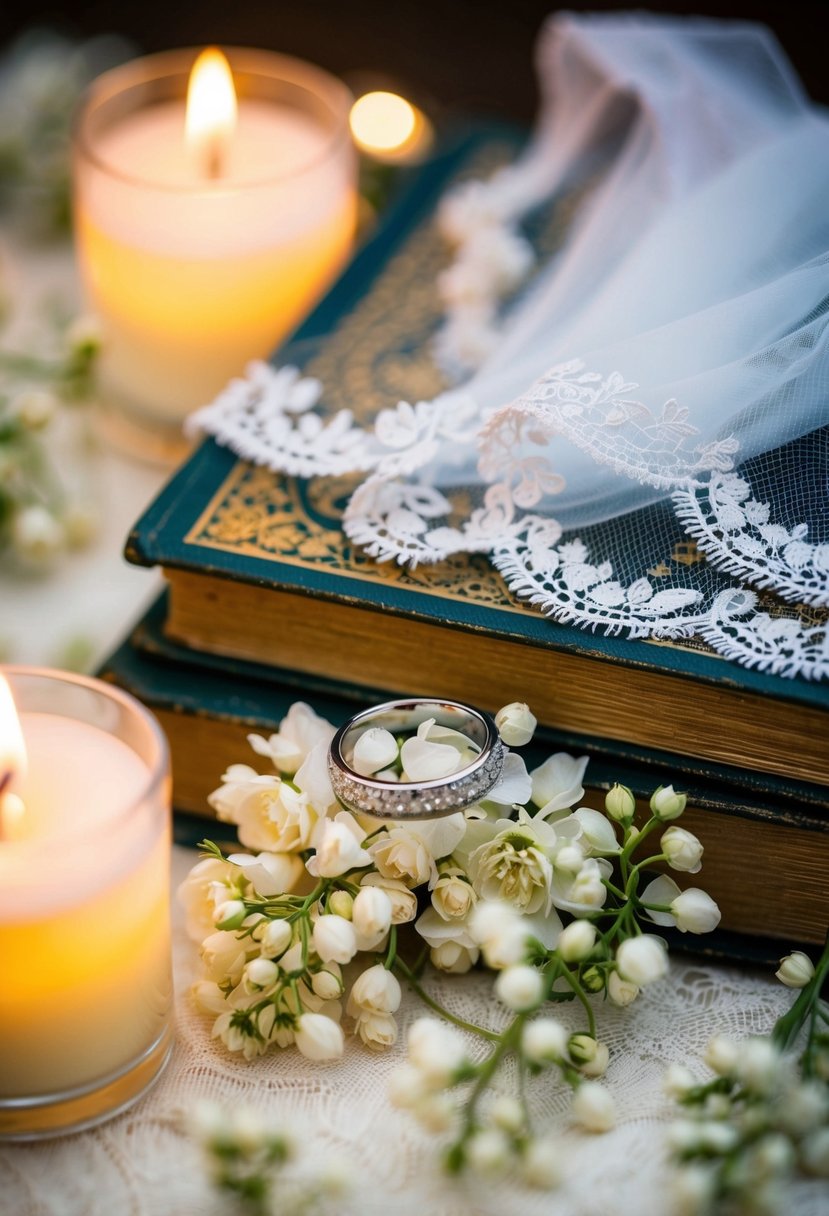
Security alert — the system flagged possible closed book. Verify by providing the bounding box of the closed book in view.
[99,616,829,952]
[125,126,829,793]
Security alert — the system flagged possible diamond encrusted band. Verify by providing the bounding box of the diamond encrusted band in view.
[328,698,505,820]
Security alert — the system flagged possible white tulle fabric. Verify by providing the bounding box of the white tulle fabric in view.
[189,14,829,678]
[1,847,826,1216]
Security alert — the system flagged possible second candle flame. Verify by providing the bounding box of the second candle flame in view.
[185,47,238,179]
[0,675,27,840]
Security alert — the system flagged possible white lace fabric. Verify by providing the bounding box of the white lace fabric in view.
[1,847,826,1216]
[189,13,829,679]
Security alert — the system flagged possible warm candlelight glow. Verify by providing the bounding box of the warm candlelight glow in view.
[185,46,238,178]
[350,90,416,153]
[0,675,26,839]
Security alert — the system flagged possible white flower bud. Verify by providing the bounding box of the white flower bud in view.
[522,1018,568,1065]
[663,1063,698,1099]
[407,1018,468,1083]
[775,950,815,989]
[650,785,687,821]
[388,1063,431,1108]
[661,826,704,873]
[65,314,102,356]
[430,940,479,974]
[466,1128,512,1175]
[605,784,635,822]
[753,1134,795,1178]
[494,964,544,1011]
[522,1138,562,1189]
[571,1082,616,1132]
[556,919,597,963]
[244,957,279,990]
[12,505,64,564]
[671,889,721,934]
[469,900,528,969]
[574,807,620,855]
[704,1036,739,1076]
[353,1010,398,1052]
[579,1041,609,1078]
[490,1095,524,1134]
[778,1082,829,1136]
[412,1092,455,1133]
[11,389,58,430]
[309,816,370,878]
[494,702,537,746]
[347,963,401,1015]
[431,869,476,921]
[615,935,668,986]
[328,890,353,920]
[294,1013,345,1061]
[351,727,399,776]
[352,886,393,939]
[361,873,418,924]
[554,844,585,872]
[214,899,247,930]
[310,967,343,1000]
[607,970,639,1007]
[568,1033,598,1066]
[734,1038,780,1094]
[698,1121,740,1153]
[312,914,358,964]
[801,1127,829,1178]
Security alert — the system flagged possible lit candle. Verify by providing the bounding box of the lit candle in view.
[73,47,357,448]
[0,669,172,1139]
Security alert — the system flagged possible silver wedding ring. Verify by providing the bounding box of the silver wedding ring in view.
[328,698,505,820]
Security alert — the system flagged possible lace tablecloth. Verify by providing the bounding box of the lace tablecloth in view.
[3,848,825,1216]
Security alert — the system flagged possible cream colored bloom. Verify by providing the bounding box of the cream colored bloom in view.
[353,1011,398,1051]
[407,1017,468,1083]
[522,1017,568,1064]
[295,1013,345,1061]
[556,919,597,962]
[431,865,477,921]
[360,872,418,923]
[352,886,393,939]
[369,815,466,887]
[307,812,370,878]
[247,702,335,774]
[228,851,303,897]
[616,935,668,986]
[313,914,358,964]
[571,1082,616,1132]
[661,826,703,873]
[429,940,479,973]
[178,856,240,941]
[530,753,589,815]
[310,966,343,1001]
[201,930,252,985]
[495,964,544,1011]
[209,766,317,853]
[351,727,399,776]
[607,970,639,1007]
[494,702,537,746]
[468,826,553,915]
[346,964,401,1015]
[776,950,815,989]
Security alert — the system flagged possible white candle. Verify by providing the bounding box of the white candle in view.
[73,47,357,439]
[0,670,172,1139]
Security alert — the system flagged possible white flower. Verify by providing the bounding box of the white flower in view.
[571,1082,616,1132]
[228,851,303,896]
[530,753,589,816]
[495,964,544,1011]
[201,931,251,985]
[734,1038,780,1094]
[248,702,335,774]
[468,821,554,915]
[551,857,609,915]
[351,727,399,776]
[352,886,393,939]
[192,980,228,1015]
[407,1018,468,1083]
[360,872,418,923]
[178,856,240,940]
[369,815,466,887]
[328,890,354,920]
[483,751,533,807]
[468,900,529,968]
[607,971,639,1007]
[704,1036,739,1076]
[307,812,370,878]
[244,957,279,991]
[260,919,292,957]
[494,702,537,746]
[431,866,477,920]
[347,964,401,1016]
[650,785,687,821]
[573,807,620,855]
[616,935,668,986]
[312,914,358,964]
[294,742,338,814]
[353,1011,398,1052]
[775,951,815,988]
[661,827,703,873]
[466,1128,512,1175]
[12,389,58,430]
[604,784,635,822]
[400,733,464,781]
[664,1063,698,1098]
[310,967,343,1000]
[671,888,721,934]
[490,1095,524,1134]
[579,1040,609,1078]
[294,1013,344,1061]
[430,940,479,973]
[778,1082,828,1136]
[12,504,63,564]
[209,768,317,853]
[556,919,597,963]
[388,1063,432,1108]
[522,1018,568,1064]
[522,1137,562,1189]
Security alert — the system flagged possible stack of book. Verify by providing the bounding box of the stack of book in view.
[102,127,829,957]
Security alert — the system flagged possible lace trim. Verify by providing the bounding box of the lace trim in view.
[697,589,829,680]
[673,474,829,608]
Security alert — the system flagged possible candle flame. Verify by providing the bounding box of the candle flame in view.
[185,47,238,179]
[349,91,422,158]
[0,675,27,840]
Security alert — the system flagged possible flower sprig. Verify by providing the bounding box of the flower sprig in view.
[665,935,829,1214]
[181,699,723,1185]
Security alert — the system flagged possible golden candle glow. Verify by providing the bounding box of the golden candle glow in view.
[349,90,432,162]
[0,675,26,840]
[185,46,238,178]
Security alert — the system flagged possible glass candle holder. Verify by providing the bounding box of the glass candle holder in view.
[0,668,172,1140]
[72,47,357,461]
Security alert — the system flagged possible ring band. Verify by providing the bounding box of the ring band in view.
[328,698,505,820]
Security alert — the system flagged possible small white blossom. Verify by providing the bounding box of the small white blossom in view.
[673,1165,716,1216]
[12,504,63,564]
[495,964,544,1011]
[466,1128,512,1175]
[244,957,279,991]
[407,1018,468,1084]
[260,919,292,958]
[671,888,721,934]
[178,856,240,940]
[307,813,370,878]
[571,1082,616,1132]
[468,822,554,915]
[328,890,354,920]
[294,1013,345,1061]
[704,1035,739,1076]
[775,950,815,989]
[522,1018,568,1064]
[353,1011,398,1052]
[556,919,597,962]
[664,1063,698,1099]
[604,784,636,822]
[430,940,479,973]
[351,727,399,776]
[209,768,317,853]
[734,1038,780,1094]
[388,1063,432,1108]
[468,900,529,968]
[607,970,639,1007]
[310,967,343,1000]
[411,1092,456,1132]
[248,702,335,774]
[660,826,703,873]
[573,807,620,855]
[522,1137,562,1189]
[213,899,247,930]
[490,1095,524,1133]
[369,815,466,887]
[11,389,58,430]
[228,851,302,896]
[616,935,669,986]
[530,753,589,816]
[431,866,476,921]
[360,872,418,923]
[201,931,251,985]
[494,702,537,746]
[778,1082,828,1135]
[580,1040,609,1078]
[801,1127,829,1177]
[312,914,358,964]
[568,1033,599,1067]
[650,785,687,821]
[347,964,402,1015]
[352,886,393,939]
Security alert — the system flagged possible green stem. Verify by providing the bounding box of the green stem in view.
[464,1014,525,1126]
[772,930,829,1055]
[559,966,596,1038]
[393,958,500,1042]
[384,925,398,971]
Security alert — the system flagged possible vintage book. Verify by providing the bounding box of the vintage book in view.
[126,126,829,793]
[100,620,829,952]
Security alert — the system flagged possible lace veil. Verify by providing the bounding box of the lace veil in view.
[190,13,829,678]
